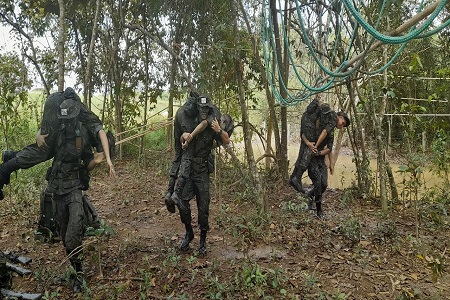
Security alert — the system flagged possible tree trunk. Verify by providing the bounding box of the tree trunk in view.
[237,57,264,213]
[84,0,102,108]
[237,0,280,172]
[57,0,66,92]
[270,0,289,179]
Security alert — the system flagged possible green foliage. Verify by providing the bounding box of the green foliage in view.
[235,260,267,297]
[0,52,33,147]
[338,216,362,245]
[373,220,398,244]
[430,129,450,185]
[280,200,305,213]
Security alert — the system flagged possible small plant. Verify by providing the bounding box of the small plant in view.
[338,216,361,245]
[41,287,62,300]
[163,248,181,268]
[139,268,155,300]
[425,255,445,283]
[373,220,398,244]
[280,200,305,213]
[397,288,422,300]
[235,260,268,297]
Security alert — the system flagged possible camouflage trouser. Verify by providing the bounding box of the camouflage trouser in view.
[15,143,55,169]
[179,159,211,231]
[307,157,328,204]
[169,136,182,178]
[54,189,85,251]
[292,142,312,179]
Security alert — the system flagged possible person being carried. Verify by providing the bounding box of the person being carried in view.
[0,87,116,200]
[289,97,350,193]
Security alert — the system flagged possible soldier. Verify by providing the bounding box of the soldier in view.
[290,97,350,195]
[165,92,227,213]
[47,97,101,293]
[0,87,115,200]
[177,96,233,255]
[295,99,350,218]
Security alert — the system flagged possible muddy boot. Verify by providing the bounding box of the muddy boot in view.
[164,177,176,213]
[72,271,84,294]
[68,250,84,293]
[0,158,19,200]
[2,150,17,163]
[180,224,194,251]
[198,230,207,256]
[316,202,324,219]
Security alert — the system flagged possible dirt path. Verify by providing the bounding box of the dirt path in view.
[1,158,449,299]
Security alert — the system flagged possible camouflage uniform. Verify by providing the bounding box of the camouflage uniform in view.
[177,97,223,255]
[290,99,338,191]
[16,89,103,169]
[166,95,220,213]
[0,88,103,199]
[46,99,95,286]
[306,108,336,216]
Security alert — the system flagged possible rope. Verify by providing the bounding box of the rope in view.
[261,0,450,106]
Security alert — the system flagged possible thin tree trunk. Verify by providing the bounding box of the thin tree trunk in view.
[237,57,264,213]
[84,0,102,108]
[237,0,280,172]
[270,0,289,178]
[57,0,66,92]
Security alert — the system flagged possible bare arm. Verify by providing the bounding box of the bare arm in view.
[98,130,116,177]
[314,129,328,150]
[211,119,230,145]
[182,120,209,150]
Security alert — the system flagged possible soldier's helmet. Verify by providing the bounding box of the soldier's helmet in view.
[197,95,213,108]
[57,98,81,119]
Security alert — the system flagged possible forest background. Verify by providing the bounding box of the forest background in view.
[0,0,450,299]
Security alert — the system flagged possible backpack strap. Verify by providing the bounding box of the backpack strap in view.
[75,121,83,159]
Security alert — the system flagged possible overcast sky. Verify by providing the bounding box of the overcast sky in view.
[0,25,77,90]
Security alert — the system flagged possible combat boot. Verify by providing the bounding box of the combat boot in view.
[68,249,84,293]
[2,150,17,163]
[0,157,19,200]
[180,224,194,251]
[198,230,207,256]
[164,177,176,213]
[316,202,324,219]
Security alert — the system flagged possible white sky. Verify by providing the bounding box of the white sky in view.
[0,25,76,90]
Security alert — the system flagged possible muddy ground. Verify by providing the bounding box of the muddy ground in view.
[0,153,449,300]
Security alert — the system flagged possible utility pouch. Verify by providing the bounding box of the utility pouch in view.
[35,189,59,243]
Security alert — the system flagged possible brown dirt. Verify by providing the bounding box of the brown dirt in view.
[1,156,449,300]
